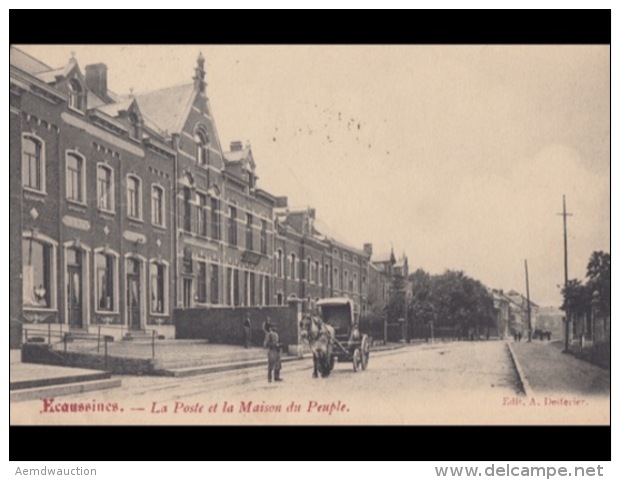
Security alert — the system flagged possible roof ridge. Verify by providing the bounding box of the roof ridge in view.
[10,45,53,71]
[134,81,194,97]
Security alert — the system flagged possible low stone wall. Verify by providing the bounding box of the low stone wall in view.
[22,344,157,375]
[174,305,300,350]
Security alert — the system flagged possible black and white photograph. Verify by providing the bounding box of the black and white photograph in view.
[9,43,610,427]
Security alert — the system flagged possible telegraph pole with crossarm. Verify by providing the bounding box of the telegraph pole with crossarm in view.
[558,195,573,353]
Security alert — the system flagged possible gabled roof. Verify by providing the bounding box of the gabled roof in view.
[134,83,195,135]
[10,47,52,74]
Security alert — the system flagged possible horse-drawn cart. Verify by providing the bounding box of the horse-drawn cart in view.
[317,297,371,374]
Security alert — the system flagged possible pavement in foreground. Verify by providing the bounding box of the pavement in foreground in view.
[11,341,609,426]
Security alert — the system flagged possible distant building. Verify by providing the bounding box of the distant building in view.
[506,290,539,337]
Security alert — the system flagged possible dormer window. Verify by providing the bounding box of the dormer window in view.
[129,112,141,140]
[68,79,85,111]
[194,128,209,166]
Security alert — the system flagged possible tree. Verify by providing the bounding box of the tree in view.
[560,278,590,318]
[428,270,495,333]
[586,251,610,317]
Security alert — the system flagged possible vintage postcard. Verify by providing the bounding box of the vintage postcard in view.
[9,44,610,426]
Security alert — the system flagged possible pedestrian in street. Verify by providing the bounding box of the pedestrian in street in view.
[263,321,283,383]
[243,314,252,349]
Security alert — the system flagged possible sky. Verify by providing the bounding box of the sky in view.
[16,45,610,307]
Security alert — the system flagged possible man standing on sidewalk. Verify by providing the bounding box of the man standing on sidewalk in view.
[263,321,283,383]
[243,314,252,349]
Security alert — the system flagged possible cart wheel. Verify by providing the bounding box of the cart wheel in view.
[352,348,362,372]
[361,335,370,370]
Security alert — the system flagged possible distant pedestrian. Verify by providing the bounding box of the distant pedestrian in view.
[263,322,283,383]
[243,314,252,349]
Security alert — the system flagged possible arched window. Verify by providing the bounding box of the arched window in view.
[22,135,44,192]
[195,128,209,166]
[95,250,117,312]
[66,152,85,203]
[151,185,165,227]
[68,79,84,111]
[150,260,169,314]
[129,112,141,140]
[290,254,297,280]
[276,249,283,278]
[127,175,142,219]
[97,164,114,211]
[22,235,56,309]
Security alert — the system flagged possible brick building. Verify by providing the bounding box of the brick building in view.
[9,47,388,347]
[10,48,177,344]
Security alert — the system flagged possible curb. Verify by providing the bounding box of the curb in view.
[155,354,306,377]
[506,342,532,397]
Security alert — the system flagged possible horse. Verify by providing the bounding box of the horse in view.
[299,314,335,378]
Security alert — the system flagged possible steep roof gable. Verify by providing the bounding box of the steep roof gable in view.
[134,83,195,135]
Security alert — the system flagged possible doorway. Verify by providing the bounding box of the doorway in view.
[126,258,142,330]
[67,248,83,329]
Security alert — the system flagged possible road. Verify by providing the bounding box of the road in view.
[11,341,609,425]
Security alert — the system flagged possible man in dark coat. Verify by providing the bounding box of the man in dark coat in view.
[243,314,251,348]
[263,321,282,382]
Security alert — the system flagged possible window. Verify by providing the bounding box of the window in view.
[66,152,85,203]
[277,292,283,306]
[325,263,330,287]
[315,261,320,285]
[197,261,207,303]
[210,264,219,304]
[68,79,84,111]
[276,249,283,278]
[152,185,165,227]
[150,262,167,314]
[95,252,115,311]
[97,165,114,211]
[334,267,339,290]
[245,214,253,251]
[182,187,192,232]
[353,273,357,293]
[290,254,296,280]
[249,272,256,306]
[260,219,267,255]
[263,275,270,306]
[127,176,142,219]
[195,128,209,166]
[233,269,240,306]
[22,135,44,192]
[22,237,54,308]
[228,206,237,246]
[210,197,221,240]
[129,112,141,140]
[306,258,312,282]
[196,192,207,236]
[226,268,233,306]
[344,270,349,292]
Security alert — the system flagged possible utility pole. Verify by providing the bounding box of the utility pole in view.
[557,195,573,353]
[524,259,532,342]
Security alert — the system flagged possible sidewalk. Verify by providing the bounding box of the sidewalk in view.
[28,337,406,377]
[509,341,610,397]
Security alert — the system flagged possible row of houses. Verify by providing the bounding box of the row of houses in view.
[9,47,405,348]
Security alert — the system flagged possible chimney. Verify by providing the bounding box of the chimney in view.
[308,208,316,219]
[275,196,288,208]
[363,243,373,257]
[85,63,108,99]
[230,141,243,152]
